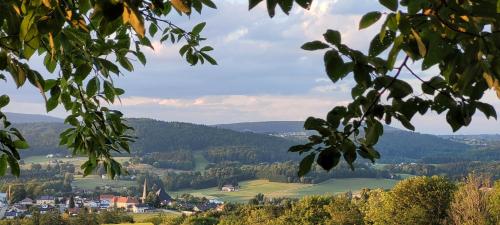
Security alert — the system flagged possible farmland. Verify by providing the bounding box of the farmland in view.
[171,178,398,203]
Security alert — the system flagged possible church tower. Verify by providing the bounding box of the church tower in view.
[141,178,147,203]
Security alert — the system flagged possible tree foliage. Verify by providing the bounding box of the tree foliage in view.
[0,0,216,178]
[259,0,500,175]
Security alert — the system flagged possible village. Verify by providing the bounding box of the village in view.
[0,180,236,220]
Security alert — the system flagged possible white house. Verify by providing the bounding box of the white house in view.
[132,204,150,213]
[36,196,55,206]
[221,185,237,192]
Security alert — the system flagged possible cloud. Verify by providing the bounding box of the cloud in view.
[223,27,249,43]
[113,94,349,124]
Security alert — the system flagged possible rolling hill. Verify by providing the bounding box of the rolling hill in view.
[10,117,487,163]
[5,112,64,123]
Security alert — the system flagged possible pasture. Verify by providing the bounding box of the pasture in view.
[172,178,398,203]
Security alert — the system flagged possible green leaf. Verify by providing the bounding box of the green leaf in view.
[298,153,315,177]
[342,140,357,167]
[200,0,217,8]
[278,0,293,15]
[365,120,383,146]
[7,155,20,177]
[446,107,463,132]
[323,29,341,46]
[369,30,395,57]
[0,95,10,108]
[249,0,264,9]
[86,77,100,97]
[117,56,133,71]
[317,149,341,171]
[475,102,497,119]
[103,81,115,102]
[0,155,7,176]
[74,63,92,84]
[192,22,206,35]
[379,0,398,11]
[13,140,29,149]
[324,50,349,82]
[497,0,500,13]
[359,11,382,30]
[301,41,330,51]
[46,96,59,112]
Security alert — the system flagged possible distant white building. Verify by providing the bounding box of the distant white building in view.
[221,185,237,192]
[0,193,8,207]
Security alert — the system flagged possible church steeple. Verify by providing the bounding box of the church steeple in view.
[141,178,147,203]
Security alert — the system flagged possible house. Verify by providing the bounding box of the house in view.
[19,197,34,206]
[4,211,19,219]
[221,185,237,192]
[115,197,139,211]
[68,208,81,216]
[132,204,150,213]
[36,196,56,206]
[11,204,28,213]
[155,188,172,205]
[0,193,7,205]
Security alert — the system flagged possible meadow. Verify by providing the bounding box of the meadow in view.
[172,178,398,203]
[72,175,136,191]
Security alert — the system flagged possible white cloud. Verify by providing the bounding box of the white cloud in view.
[223,27,249,43]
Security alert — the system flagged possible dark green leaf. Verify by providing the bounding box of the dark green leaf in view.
[192,22,206,35]
[359,11,382,30]
[323,29,341,46]
[301,41,330,51]
[379,0,398,11]
[298,153,315,177]
[475,102,497,119]
[0,95,10,108]
[317,149,341,171]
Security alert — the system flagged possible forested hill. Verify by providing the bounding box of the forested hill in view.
[214,121,305,134]
[15,118,300,161]
[13,118,475,163]
[128,118,298,155]
[6,112,64,123]
[217,121,472,163]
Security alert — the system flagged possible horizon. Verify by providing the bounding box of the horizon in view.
[1,0,499,134]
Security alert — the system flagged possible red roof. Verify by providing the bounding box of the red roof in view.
[114,197,139,204]
[99,195,115,200]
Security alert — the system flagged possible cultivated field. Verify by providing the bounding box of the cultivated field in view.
[172,178,398,203]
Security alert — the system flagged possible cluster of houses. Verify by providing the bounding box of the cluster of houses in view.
[0,180,227,220]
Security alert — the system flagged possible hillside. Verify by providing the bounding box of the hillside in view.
[214,121,305,134]
[5,112,64,123]
[15,118,300,162]
[217,121,472,163]
[11,118,485,163]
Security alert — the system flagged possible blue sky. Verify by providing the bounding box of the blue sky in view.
[2,0,499,134]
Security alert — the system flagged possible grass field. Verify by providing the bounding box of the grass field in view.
[24,156,130,165]
[171,178,398,203]
[72,175,136,191]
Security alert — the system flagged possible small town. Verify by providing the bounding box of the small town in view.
[0,179,228,220]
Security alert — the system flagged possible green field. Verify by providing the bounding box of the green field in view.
[171,178,398,203]
[24,156,130,165]
[72,175,136,191]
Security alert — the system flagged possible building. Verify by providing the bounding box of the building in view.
[19,197,34,206]
[155,188,172,205]
[221,185,237,192]
[132,204,150,213]
[115,197,139,211]
[4,211,19,219]
[0,192,8,207]
[36,196,56,206]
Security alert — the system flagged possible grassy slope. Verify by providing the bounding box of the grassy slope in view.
[171,178,397,203]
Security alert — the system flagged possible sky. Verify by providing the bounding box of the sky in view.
[2,0,500,135]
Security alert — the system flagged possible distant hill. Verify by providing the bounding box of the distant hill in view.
[15,118,300,162]
[217,121,472,163]
[214,121,305,134]
[10,118,493,164]
[6,112,64,123]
